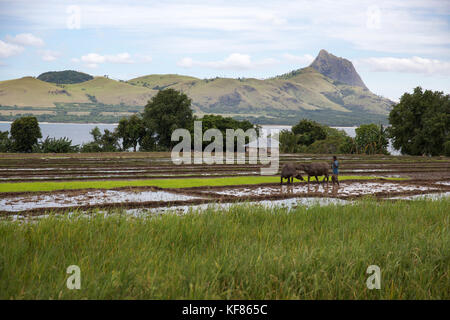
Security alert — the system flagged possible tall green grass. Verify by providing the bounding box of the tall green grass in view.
[0,175,405,193]
[0,199,448,299]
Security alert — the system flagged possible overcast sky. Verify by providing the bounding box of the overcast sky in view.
[0,0,449,101]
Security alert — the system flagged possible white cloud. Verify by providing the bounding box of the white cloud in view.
[135,54,152,63]
[5,1,449,56]
[282,53,314,66]
[177,57,193,68]
[6,33,44,47]
[0,40,24,58]
[39,49,59,61]
[358,56,450,76]
[177,53,278,70]
[81,53,106,64]
[105,53,134,64]
[79,52,134,67]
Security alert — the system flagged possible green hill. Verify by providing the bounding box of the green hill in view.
[0,50,393,125]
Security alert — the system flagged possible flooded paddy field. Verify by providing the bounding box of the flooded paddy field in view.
[0,152,449,215]
[0,187,210,213]
[196,180,447,198]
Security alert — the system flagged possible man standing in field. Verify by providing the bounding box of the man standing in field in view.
[331,156,339,186]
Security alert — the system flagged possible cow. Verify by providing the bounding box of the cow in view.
[296,162,329,184]
[280,163,304,184]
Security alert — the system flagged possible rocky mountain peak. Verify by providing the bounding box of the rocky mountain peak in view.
[310,49,367,89]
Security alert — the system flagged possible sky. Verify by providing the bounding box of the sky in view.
[0,0,449,101]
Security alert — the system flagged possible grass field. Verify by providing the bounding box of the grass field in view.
[0,175,405,193]
[0,199,448,299]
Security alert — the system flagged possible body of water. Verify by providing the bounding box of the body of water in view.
[0,122,400,155]
[0,122,118,146]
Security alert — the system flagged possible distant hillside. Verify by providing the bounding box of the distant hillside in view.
[37,70,94,84]
[0,50,393,125]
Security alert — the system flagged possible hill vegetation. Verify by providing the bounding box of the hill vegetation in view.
[37,70,93,84]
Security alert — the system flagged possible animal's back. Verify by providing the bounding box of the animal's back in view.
[305,162,329,175]
[281,163,297,177]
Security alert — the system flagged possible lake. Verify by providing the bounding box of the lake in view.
[0,122,117,146]
[0,122,400,155]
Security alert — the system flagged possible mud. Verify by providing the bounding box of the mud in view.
[387,192,450,200]
[193,179,450,200]
[123,197,351,216]
[1,179,449,216]
[0,189,206,212]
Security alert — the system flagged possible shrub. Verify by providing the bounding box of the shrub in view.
[0,130,11,152]
[444,140,450,157]
[33,136,79,153]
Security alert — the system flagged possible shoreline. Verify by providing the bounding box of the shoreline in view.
[0,121,360,128]
[0,121,119,125]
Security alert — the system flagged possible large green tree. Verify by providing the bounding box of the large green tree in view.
[279,120,355,154]
[0,131,11,153]
[116,114,145,152]
[200,114,256,149]
[143,89,194,150]
[81,127,119,152]
[279,130,300,153]
[291,119,327,146]
[10,116,42,152]
[389,87,450,156]
[355,124,388,155]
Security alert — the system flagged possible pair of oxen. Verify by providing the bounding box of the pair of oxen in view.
[280,162,337,185]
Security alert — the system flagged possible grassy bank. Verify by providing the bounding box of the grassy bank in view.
[0,175,405,193]
[0,199,448,299]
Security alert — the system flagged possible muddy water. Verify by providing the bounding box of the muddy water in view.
[1,179,449,215]
[388,192,450,200]
[0,190,204,212]
[202,182,438,197]
[124,197,351,216]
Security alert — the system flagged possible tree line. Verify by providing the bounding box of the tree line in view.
[279,86,449,156]
[0,89,257,153]
[0,86,448,156]
[279,119,389,155]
